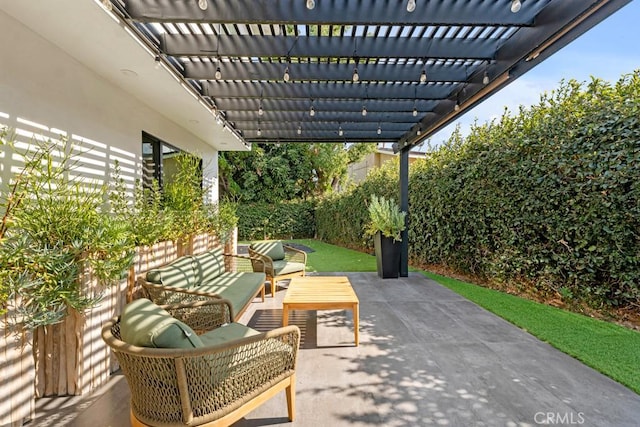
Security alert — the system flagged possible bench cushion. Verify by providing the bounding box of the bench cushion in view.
[192,248,225,283]
[272,260,306,276]
[146,256,195,289]
[199,272,265,316]
[199,323,260,347]
[120,298,203,349]
[250,240,285,261]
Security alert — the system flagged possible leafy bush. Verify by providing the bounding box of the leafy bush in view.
[409,72,640,308]
[0,134,133,329]
[316,160,398,251]
[237,199,316,241]
[365,195,406,241]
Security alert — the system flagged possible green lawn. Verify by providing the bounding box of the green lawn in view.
[287,239,640,394]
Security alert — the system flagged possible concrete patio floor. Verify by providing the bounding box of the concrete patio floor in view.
[33,272,640,426]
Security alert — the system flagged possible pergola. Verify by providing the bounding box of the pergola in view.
[108,0,628,275]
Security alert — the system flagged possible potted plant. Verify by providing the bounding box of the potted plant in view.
[365,195,407,278]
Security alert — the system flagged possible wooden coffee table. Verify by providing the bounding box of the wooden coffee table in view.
[282,276,360,346]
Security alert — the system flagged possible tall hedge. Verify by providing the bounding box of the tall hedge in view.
[417,73,640,307]
[317,71,640,309]
[236,199,316,241]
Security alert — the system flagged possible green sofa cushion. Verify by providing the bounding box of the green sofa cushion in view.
[120,298,203,349]
[272,260,306,276]
[192,248,225,283]
[199,272,265,316]
[199,322,260,347]
[146,256,195,289]
[250,240,285,261]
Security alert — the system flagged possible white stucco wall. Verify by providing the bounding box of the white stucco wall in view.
[0,10,218,202]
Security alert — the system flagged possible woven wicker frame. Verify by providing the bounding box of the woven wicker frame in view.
[248,244,307,297]
[102,299,300,427]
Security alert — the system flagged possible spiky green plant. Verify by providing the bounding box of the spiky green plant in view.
[365,194,406,242]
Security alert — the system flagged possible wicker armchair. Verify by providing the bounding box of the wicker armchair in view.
[248,241,307,297]
[102,299,300,427]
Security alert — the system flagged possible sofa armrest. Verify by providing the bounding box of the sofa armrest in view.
[162,299,233,333]
[283,245,307,265]
[247,248,275,276]
[223,253,265,273]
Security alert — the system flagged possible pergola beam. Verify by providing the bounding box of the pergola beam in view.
[163,34,501,60]
[124,0,541,26]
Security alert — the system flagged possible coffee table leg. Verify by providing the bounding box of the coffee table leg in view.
[353,303,359,346]
[283,304,289,327]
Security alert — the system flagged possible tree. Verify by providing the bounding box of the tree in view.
[219,142,376,202]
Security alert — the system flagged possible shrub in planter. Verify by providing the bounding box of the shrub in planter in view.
[365,195,406,278]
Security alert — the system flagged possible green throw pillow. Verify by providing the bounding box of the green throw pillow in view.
[120,298,203,349]
[250,240,285,261]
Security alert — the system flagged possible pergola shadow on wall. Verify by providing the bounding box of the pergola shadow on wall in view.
[106,0,629,275]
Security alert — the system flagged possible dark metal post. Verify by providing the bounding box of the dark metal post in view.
[399,146,409,277]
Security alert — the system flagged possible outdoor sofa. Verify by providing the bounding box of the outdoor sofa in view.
[138,247,266,321]
[102,298,300,427]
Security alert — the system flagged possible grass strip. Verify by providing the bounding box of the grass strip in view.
[289,239,377,272]
[422,270,640,395]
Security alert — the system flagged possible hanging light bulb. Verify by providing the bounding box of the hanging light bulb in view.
[258,104,264,116]
[256,127,262,136]
[413,107,418,117]
[483,71,490,85]
[101,0,113,11]
[407,0,416,13]
[511,0,521,13]
[215,66,222,80]
[297,125,302,135]
[454,101,460,112]
[338,126,344,137]
[283,66,290,82]
[352,67,360,82]
[310,105,316,117]
[420,69,427,83]
[417,128,422,136]
[154,55,162,69]
[362,106,367,116]
[377,125,382,135]
[306,0,316,10]
[198,0,208,11]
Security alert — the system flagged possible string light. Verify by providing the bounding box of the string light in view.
[198,0,208,11]
[257,127,262,136]
[258,104,264,116]
[511,0,521,13]
[352,67,360,82]
[454,102,460,112]
[101,0,113,11]
[377,125,382,135]
[297,125,302,135]
[420,69,427,83]
[417,128,422,136]
[407,0,416,13]
[338,126,344,136]
[306,0,315,10]
[362,105,367,116]
[483,71,490,85]
[413,107,418,117]
[215,66,222,80]
[283,66,290,82]
[310,105,316,117]
[154,55,161,69]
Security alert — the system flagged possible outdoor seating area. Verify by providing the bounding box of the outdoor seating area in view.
[1,2,638,426]
[34,273,640,426]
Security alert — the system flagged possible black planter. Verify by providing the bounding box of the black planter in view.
[374,231,401,279]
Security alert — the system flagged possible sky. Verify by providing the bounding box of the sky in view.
[423,0,640,149]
